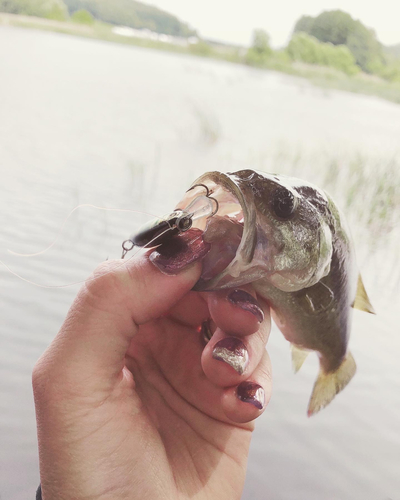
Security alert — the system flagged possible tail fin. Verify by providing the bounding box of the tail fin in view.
[307,352,356,417]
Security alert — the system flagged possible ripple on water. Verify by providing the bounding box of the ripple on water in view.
[0,26,399,500]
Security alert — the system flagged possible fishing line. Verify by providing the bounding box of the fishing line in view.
[0,226,173,289]
[1,196,209,288]
[8,204,159,257]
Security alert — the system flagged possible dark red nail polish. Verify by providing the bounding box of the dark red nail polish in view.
[212,337,249,375]
[228,289,264,323]
[236,381,265,409]
[150,228,210,274]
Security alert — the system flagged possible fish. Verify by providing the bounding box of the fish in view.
[145,169,375,415]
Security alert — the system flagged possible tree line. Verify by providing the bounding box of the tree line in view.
[248,10,400,82]
[0,0,196,37]
[1,2,399,83]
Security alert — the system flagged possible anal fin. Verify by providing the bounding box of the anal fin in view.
[353,274,375,314]
[307,351,356,417]
[291,344,309,373]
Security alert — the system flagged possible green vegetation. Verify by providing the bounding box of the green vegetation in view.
[0,0,67,20]
[63,0,195,37]
[266,146,400,245]
[294,10,383,73]
[240,27,400,104]
[1,4,400,104]
[0,0,194,36]
[71,8,93,24]
[242,12,400,101]
[245,29,272,65]
[293,10,400,82]
[287,32,359,75]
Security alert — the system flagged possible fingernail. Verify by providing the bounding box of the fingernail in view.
[236,381,265,409]
[228,289,264,323]
[212,337,249,375]
[150,228,211,275]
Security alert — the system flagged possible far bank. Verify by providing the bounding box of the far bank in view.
[1,12,400,105]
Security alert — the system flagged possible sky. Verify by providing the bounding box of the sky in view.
[149,0,400,48]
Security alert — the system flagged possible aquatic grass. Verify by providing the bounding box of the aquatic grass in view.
[266,145,400,241]
[260,145,400,293]
[323,158,340,187]
[192,105,221,145]
[366,159,400,231]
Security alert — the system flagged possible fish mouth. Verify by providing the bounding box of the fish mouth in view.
[153,171,255,291]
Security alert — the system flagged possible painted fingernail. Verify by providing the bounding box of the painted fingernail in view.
[212,337,249,375]
[150,228,211,274]
[228,289,264,323]
[236,381,265,409]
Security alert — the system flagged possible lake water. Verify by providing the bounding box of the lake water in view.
[0,26,399,500]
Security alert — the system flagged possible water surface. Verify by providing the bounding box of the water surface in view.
[0,27,399,500]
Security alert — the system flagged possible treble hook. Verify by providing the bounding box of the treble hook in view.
[186,183,219,217]
[120,184,220,260]
[186,183,210,196]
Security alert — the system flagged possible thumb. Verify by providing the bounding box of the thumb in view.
[34,256,201,392]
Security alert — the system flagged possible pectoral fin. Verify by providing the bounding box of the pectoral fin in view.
[307,351,356,417]
[353,274,375,314]
[291,344,309,373]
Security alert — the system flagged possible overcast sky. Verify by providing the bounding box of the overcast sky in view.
[149,0,400,47]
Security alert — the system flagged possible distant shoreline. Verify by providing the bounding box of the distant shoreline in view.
[2,12,400,105]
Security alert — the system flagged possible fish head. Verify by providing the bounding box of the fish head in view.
[176,170,335,292]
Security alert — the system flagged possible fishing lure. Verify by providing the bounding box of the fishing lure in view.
[121,184,219,258]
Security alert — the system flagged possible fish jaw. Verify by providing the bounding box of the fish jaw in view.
[180,171,260,291]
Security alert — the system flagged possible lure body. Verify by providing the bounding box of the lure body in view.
[124,191,217,256]
[130,211,192,248]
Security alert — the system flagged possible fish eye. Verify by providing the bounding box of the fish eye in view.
[272,188,296,219]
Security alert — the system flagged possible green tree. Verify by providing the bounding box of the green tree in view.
[292,10,385,73]
[287,32,359,75]
[71,8,93,24]
[245,29,272,66]
[379,62,400,82]
[252,29,272,54]
[63,0,196,37]
[45,4,67,20]
[346,21,384,73]
[0,0,68,19]
[308,10,354,45]
[287,32,323,65]
[293,15,315,35]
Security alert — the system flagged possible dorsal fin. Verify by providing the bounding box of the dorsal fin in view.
[353,274,375,314]
[291,344,309,373]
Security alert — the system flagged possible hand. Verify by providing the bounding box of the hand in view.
[33,254,272,499]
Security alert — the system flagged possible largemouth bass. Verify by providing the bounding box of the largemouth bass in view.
[133,169,375,415]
